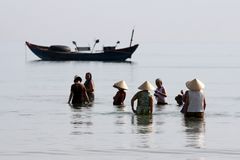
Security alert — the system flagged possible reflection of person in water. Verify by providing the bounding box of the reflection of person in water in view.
[137,115,153,126]
[131,114,153,134]
[131,114,153,148]
[183,117,205,148]
[70,107,93,135]
[114,110,127,134]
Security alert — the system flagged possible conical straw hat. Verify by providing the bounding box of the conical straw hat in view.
[138,81,155,91]
[186,78,205,91]
[113,80,128,90]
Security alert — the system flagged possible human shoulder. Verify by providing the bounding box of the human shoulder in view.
[132,91,142,98]
[162,86,166,92]
[137,90,145,95]
[139,90,151,97]
[120,90,126,94]
[71,83,76,89]
[80,83,86,90]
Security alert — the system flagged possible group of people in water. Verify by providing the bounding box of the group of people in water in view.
[68,72,206,118]
[68,72,95,105]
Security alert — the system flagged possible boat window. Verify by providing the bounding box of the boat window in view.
[76,47,91,51]
[103,46,116,52]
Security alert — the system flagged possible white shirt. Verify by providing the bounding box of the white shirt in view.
[154,86,166,103]
[187,90,205,112]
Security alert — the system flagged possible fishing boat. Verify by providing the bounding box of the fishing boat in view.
[26,30,138,61]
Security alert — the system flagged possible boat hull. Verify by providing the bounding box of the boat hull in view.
[26,42,138,61]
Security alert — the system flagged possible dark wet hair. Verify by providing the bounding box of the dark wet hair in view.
[74,76,82,82]
[85,72,92,79]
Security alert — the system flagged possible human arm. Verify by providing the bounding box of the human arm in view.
[87,80,95,92]
[68,91,73,104]
[131,93,138,114]
[183,91,189,113]
[82,85,90,103]
[203,97,206,110]
[113,91,120,105]
[68,85,73,104]
[160,87,167,97]
[181,90,184,95]
[182,91,188,103]
[154,87,167,97]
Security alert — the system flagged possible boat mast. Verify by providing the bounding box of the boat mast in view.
[129,29,135,47]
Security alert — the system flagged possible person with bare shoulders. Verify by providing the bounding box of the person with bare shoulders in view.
[175,90,184,106]
[154,78,168,105]
[84,72,95,102]
[131,81,155,115]
[68,75,89,106]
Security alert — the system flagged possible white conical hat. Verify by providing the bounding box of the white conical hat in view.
[113,80,128,90]
[138,81,155,91]
[186,78,205,91]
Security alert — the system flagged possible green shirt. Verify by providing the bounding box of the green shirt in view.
[136,91,152,115]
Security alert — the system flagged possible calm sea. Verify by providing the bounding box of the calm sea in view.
[0,42,240,160]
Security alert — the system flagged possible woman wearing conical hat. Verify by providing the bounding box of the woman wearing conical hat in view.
[113,80,128,105]
[183,78,206,118]
[131,81,155,115]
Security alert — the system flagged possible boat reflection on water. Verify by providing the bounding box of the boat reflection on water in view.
[183,117,206,148]
[114,105,128,134]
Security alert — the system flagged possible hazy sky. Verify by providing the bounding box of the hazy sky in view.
[1,0,240,45]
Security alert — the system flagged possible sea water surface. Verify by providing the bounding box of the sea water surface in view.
[0,42,240,160]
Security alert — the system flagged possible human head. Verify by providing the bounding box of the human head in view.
[74,75,82,83]
[113,80,128,90]
[138,81,155,91]
[155,78,162,87]
[85,72,92,80]
[186,78,205,91]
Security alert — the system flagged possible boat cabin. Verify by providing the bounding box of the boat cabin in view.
[103,46,116,52]
[75,47,91,52]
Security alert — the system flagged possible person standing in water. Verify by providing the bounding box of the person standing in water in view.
[131,81,155,115]
[68,75,89,106]
[84,72,95,102]
[154,78,168,105]
[183,78,206,118]
[113,80,128,105]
